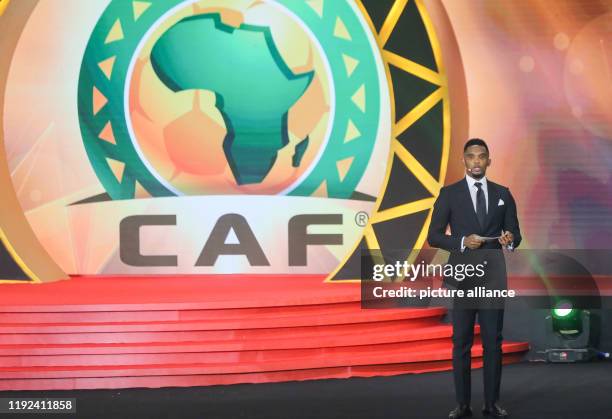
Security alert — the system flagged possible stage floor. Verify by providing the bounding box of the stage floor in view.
[1,361,610,419]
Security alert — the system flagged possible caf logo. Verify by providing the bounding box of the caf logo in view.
[1,0,463,281]
[78,0,388,200]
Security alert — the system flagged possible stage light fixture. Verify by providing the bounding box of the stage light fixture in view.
[545,298,592,362]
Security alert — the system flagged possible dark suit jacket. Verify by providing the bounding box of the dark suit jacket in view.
[427,178,522,293]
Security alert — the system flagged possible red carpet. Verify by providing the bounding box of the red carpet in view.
[0,275,528,390]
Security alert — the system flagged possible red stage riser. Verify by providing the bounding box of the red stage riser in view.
[0,355,526,391]
[0,308,447,333]
[0,340,528,376]
[0,321,465,354]
[0,276,362,312]
[0,276,529,390]
[0,326,455,356]
[0,349,526,382]
[0,301,366,324]
[0,319,453,349]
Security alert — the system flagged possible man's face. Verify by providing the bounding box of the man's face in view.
[462,145,490,179]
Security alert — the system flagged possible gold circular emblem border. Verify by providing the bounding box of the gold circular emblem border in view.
[325,0,468,282]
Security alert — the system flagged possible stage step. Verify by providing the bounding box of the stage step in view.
[0,307,446,333]
[0,318,459,351]
[0,275,361,312]
[0,354,526,391]
[0,317,450,348]
[0,339,528,378]
[0,301,364,324]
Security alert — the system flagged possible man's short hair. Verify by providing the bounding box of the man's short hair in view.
[463,138,489,153]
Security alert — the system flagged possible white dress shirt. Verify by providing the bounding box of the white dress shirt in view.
[460,175,513,251]
[465,174,488,214]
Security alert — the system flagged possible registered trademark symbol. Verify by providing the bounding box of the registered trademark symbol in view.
[355,211,369,227]
[484,261,488,265]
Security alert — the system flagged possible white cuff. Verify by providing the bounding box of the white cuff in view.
[460,236,466,253]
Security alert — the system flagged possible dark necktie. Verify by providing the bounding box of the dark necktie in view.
[475,182,486,230]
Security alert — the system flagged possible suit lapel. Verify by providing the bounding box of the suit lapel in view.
[485,182,500,231]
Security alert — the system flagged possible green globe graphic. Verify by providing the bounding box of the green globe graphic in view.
[78,0,384,200]
[150,13,315,185]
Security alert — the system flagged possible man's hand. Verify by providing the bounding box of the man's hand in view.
[498,230,514,246]
[464,234,484,249]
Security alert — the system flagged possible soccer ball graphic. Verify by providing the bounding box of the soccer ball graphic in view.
[127,1,331,196]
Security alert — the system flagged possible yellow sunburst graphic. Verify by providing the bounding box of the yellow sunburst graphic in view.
[0,0,10,17]
[326,0,464,282]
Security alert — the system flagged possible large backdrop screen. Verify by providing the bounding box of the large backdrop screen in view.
[0,0,610,280]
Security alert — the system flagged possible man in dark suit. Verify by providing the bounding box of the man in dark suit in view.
[427,139,521,419]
